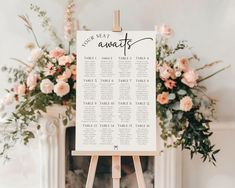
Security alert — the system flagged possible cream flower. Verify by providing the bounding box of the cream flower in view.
[54,81,70,97]
[30,48,44,62]
[181,70,198,88]
[157,92,169,105]
[40,79,54,94]
[27,73,38,90]
[175,71,182,77]
[25,42,35,50]
[180,96,193,112]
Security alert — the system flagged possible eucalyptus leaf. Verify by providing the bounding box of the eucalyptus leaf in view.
[172,102,180,110]
[177,89,187,95]
[169,93,176,100]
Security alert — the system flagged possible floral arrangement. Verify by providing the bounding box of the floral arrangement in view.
[155,25,229,164]
[0,1,229,163]
[0,1,77,159]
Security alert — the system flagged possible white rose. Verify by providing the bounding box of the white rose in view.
[54,81,70,97]
[31,48,44,62]
[3,94,15,105]
[40,79,54,94]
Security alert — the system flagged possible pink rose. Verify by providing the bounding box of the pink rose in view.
[181,70,198,88]
[27,73,38,90]
[164,79,176,89]
[180,96,193,112]
[57,69,72,82]
[159,63,175,80]
[54,81,70,97]
[17,84,26,96]
[157,24,174,38]
[157,92,169,105]
[40,79,54,94]
[49,47,65,59]
[63,68,72,79]
[44,62,56,76]
[58,55,73,66]
[175,57,189,72]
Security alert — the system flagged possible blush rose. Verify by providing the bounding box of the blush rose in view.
[180,96,193,112]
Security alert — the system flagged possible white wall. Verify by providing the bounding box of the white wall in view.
[182,123,235,188]
[0,0,235,188]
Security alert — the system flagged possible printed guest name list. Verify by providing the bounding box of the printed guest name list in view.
[76,31,156,152]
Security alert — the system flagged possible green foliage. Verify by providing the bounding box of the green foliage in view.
[30,4,63,46]
[156,37,220,165]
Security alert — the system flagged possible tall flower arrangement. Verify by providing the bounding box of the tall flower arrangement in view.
[156,25,229,164]
[0,1,77,160]
[0,4,229,163]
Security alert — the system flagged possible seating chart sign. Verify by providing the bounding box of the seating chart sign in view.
[76,31,156,152]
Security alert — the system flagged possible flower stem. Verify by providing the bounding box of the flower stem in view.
[10,58,31,67]
[196,60,222,71]
[31,29,40,48]
[198,65,231,83]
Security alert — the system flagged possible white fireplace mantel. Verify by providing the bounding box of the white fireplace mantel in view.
[37,105,182,188]
[0,106,182,188]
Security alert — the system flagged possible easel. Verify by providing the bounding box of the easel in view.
[72,10,157,188]
[71,151,157,188]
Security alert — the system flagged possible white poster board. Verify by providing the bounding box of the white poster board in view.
[76,31,156,153]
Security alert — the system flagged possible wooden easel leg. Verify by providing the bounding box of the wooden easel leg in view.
[133,156,146,188]
[112,156,121,188]
[86,156,99,188]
